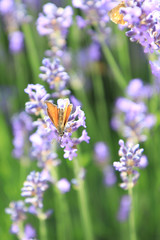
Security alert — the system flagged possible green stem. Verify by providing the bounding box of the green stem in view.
[51,168,73,240]
[101,42,127,89]
[17,222,24,240]
[14,53,29,105]
[97,29,127,90]
[22,23,40,83]
[39,217,48,240]
[113,26,132,81]
[91,63,112,143]
[51,168,64,240]
[73,158,94,240]
[73,82,101,141]
[128,186,137,240]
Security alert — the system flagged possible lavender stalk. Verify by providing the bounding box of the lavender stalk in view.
[73,157,94,240]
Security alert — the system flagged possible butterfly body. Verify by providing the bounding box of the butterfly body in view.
[45,99,73,137]
[57,108,66,136]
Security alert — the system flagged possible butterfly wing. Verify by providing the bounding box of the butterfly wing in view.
[45,101,59,128]
[61,99,69,126]
[64,104,73,127]
[108,2,126,25]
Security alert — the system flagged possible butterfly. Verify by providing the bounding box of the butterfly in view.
[45,99,73,137]
[108,1,126,25]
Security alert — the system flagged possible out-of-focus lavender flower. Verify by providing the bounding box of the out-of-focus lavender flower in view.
[150,57,160,79]
[23,224,37,240]
[39,58,70,91]
[94,142,116,186]
[23,0,41,11]
[72,0,110,29]
[94,142,110,166]
[0,0,14,14]
[5,200,27,223]
[113,139,144,189]
[149,57,160,90]
[0,1,31,55]
[21,171,49,209]
[76,15,87,28]
[119,0,160,53]
[0,1,31,31]
[5,200,27,234]
[56,178,71,193]
[11,111,33,159]
[103,165,117,187]
[111,96,156,143]
[71,168,86,188]
[77,42,101,69]
[70,95,82,111]
[52,89,71,99]
[87,42,101,61]
[29,119,60,169]
[126,78,153,101]
[14,3,32,24]
[9,31,24,53]
[29,120,51,160]
[37,3,73,36]
[139,155,148,168]
[46,98,90,160]
[24,84,50,116]
[117,195,131,222]
[36,3,73,56]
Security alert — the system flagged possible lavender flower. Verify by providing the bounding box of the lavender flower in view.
[37,3,73,36]
[6,201,38,239]
[11,111,33,159]
[149,57,160,91]
[21,171,49,209]
[23,0,41,11]
[39,58,70,91]
[24,84,50,115]
[0,1,31,39]
[94,142,116,186]
[77,42,101,69]
[94,141,110,166]
[70,95,82,111]
[103,165,117,187]
[111,96,156,143]
[0,0,33,57]
[36,3,73,56]
[0,0,14,15]
[139,155,148,168]
[72,0,110,29]
[56,178,71,193]
[23,224,37,240]
[119,0,160,52]
[29,119,60,169]
[113,139,144,189]
[150,58,160,77]
[117,195,131,222]
[9,31,24,53]
[126,78,153,101]
[5,200,27,234]
[71,168,86,188]
[111,79,156,144]
[46,98,90,160]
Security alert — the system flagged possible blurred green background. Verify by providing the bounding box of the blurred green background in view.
[1,1,160,240]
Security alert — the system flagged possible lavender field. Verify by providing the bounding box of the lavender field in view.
[0,0,160,240]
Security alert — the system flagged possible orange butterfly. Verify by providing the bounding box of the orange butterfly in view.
[108,1,126,25]
[45,99,73,137]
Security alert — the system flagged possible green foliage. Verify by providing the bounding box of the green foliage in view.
[0,2,160,240]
